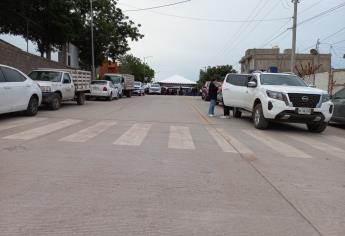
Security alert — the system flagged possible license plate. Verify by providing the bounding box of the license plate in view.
[298,108,312,115]
[92,86,99,90]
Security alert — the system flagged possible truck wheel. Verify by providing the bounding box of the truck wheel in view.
[233,108,242,118]
[307,122,328,133]
[253,103,269,129]
[76,93,85,105]
[50,94,61,110]
[25,96,39,116]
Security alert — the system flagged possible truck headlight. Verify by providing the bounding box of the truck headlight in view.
[321,93,330,103]
[266,90,289,105]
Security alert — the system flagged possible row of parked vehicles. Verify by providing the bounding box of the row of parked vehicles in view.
[201,71,345,133]
[0,64,146,116]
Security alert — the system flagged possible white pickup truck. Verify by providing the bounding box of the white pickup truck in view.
[28,69,91,110]
[222,72,334,133]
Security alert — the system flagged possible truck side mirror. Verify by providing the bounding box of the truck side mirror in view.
[248,81,257,88]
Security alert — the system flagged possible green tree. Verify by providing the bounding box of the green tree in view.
[0,0,143,66]
[118,55,155,82]
[197,65,237,88]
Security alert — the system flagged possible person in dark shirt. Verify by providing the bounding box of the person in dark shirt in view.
[208,78,219,117]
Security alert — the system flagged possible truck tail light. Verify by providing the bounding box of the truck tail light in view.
[103,87,108,91]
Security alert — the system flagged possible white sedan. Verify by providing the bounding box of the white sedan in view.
[88,80,119,101]
[0,64,42,116]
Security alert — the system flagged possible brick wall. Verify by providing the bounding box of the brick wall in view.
[0,39,68,74]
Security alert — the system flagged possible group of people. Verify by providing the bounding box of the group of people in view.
[207,78,231,118]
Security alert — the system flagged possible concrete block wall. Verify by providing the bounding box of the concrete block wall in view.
[0,41,68,74]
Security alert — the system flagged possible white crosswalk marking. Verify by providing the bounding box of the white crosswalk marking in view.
[216,128,254,155]
[60,121,117,143]
[3,119,82,140]
[206,127,236,153]
[288,134,345,160]
[0,117,47,132]
[168,126,195,150]
[244,130,311,158]
[114,123,152,146]
[324,135,345,146]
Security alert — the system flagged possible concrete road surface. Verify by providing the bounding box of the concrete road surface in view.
[0,95,344,236]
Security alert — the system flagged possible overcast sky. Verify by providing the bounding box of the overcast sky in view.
[1,0,345,81]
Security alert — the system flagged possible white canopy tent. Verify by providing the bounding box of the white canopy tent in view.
[158,75,196,86]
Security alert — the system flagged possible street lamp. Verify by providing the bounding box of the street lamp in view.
[143,56,153,82]
[90,0,96,80]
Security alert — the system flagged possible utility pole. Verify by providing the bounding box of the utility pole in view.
[90,0,96,80]
[316,38,320,73]
[291,0,299,73]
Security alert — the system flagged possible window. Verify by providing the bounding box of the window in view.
[63,73,71,84]
[260,74,307,86]
[334,88,345,99]
[226,74,249,87]
[29,71,62,82]
[1,67,26,82]
[91,81,107,85]
[0,69,5,82]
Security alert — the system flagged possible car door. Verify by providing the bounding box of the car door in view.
[332,88,345,120]
[0,68,10,113]
[223,74,248,108]
[243,75,258,110]
[0,66,30,111]
[61,73,75,100]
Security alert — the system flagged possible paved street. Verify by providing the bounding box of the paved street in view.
[0,95,345,236]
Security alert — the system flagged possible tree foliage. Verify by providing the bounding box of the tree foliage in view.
[118,55,155,83]
[0,0,143,67]
[197,65,237,88]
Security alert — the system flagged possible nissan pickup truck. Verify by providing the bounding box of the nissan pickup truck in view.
[28,68,91,110]
[222,72,334,133]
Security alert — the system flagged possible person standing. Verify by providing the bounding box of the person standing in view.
[208,78,218,117]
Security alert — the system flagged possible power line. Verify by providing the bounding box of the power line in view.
[298,2,345,26]
[332,39,345,45]
[119,2,289,23]
[123,0,191,12]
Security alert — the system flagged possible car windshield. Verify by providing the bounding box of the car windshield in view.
[151,84,160,87]
[134,82,141,86]
[260,74,307,86]
[28,71,62,82]
[91,81,107,85]
[103,75,121,84]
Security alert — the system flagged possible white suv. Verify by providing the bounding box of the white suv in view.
[222,72,334,133]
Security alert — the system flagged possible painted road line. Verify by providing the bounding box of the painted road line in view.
[206,127,237,153]
[168,126,195,150]
[60,121,117,143]
[323,135,345,146]
[3,119,82,140]
[216,128,254,155]
[288,134,345,160]
[114,123,152,146]
[244,130,312,159]
[0,117,47,132]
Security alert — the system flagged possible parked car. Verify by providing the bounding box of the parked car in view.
[87,80,119,101]
[222,72,334,133]
[0,64,42,116]
[28,68,91,110]
[133,81,145,96]
[149,83,161,95]
[331,87,345,124]
[102,73,134,98]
